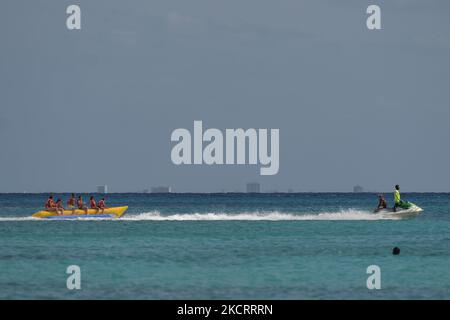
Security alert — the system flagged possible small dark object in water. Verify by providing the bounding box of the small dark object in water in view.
[392,247,400,255]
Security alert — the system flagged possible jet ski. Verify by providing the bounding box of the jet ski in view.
[373,201,423,218]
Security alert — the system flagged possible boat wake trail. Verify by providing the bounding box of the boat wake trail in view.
[0,217,42,222]
[120,209,400,221]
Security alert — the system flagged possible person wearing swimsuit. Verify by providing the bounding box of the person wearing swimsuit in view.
[67,193,76,214]
[44,195,64,215]
[98,198,107,213]
[77,196,88,214]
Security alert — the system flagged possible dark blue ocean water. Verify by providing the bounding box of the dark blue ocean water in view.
[0,193,449,299]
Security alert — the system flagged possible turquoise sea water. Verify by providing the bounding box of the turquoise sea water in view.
[0,193,449,299]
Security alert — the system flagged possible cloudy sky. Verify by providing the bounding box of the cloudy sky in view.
[1,0,450,192]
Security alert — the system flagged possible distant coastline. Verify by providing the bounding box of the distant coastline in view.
[1,191,449,195]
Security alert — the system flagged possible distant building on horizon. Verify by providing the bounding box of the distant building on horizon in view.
[142,189,149,193]
[97,185,108,194]
[151,186,172,193]
[353,185,364,193]
[246,182,261,193]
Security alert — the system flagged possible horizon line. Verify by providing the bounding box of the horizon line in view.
[0,191,449,194]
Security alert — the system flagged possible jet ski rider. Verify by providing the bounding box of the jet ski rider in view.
[394,184,402,212]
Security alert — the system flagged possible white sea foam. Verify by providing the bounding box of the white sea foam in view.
[119,209,401,221]
[0,209,402,222]
[0,217,42,222]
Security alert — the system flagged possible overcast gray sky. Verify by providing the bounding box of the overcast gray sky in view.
[1,0,450,192]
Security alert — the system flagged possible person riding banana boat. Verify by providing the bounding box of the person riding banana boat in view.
[34,194,128,219]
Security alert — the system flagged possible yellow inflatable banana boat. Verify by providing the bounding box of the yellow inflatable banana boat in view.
[32,206,128,219]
